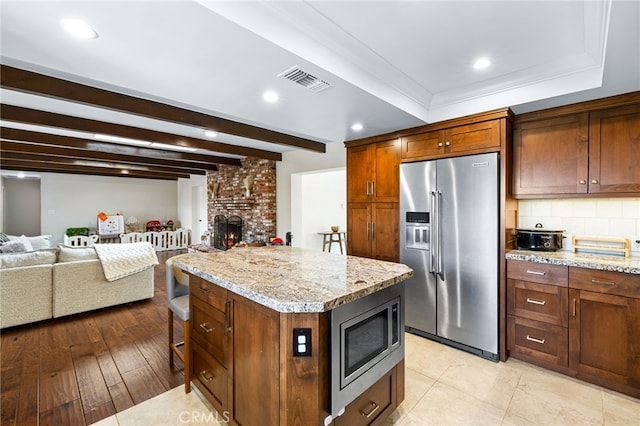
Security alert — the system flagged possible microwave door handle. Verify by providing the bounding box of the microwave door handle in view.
[429,191,437,274]
[437,190,445,282]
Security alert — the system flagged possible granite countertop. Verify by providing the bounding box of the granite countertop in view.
[506,250,640,275]
[173,246,413,313]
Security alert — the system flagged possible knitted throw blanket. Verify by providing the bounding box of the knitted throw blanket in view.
[94,242,159,282]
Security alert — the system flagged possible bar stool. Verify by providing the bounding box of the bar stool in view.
[166,255,191,392]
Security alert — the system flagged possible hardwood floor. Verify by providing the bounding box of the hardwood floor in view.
[1,250,188,426]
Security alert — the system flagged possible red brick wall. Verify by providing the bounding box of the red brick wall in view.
[207,157,276,243]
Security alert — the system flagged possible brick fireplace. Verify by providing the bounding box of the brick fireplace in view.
[207,157,276,244]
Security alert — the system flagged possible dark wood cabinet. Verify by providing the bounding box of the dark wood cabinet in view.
[346,202,398,262]
[507,260,569,367]
[347,138,400,262]
[588,103,640,194]
[401,119,500,160]
[568,268,640,397]
[513,113,589,196]
[512,95,640,198]
[347,138,400,203]
[333,360,403,426]
[507,260,640,398]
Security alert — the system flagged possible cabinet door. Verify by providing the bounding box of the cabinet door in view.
[446,119,501,155]
[401,130,445,160]
[347,203,372,258]
[569,289,640,393]
[347,145,373,203]
[231,297,280,426]
[372,139,400,202]
[588,104,640,195]
[513,113,589,196]
[371,203,399,262]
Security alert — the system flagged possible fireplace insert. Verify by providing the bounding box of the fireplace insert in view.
[213,215,243,250]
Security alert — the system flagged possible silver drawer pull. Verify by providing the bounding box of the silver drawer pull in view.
[526,297,546,306]
[526,335,546,344]
[591,279,615,286]
[198,286,211,294]
[199,370,215,382]
[360,401,379,419]
[199,323,213,333]
[526,270,545,276]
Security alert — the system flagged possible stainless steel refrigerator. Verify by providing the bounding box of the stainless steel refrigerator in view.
[400,152,499,360]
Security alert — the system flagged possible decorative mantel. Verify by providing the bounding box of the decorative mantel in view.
[207,157,276,243]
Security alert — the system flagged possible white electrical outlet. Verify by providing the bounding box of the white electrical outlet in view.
[631,237,640,254]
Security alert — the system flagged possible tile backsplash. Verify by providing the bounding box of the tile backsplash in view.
[518,198,640,254]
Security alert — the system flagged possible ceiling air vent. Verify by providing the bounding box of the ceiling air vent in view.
[278,66,332,93]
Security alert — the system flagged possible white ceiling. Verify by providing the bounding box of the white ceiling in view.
[1,0,639,158]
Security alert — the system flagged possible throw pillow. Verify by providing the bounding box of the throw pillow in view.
[6,235,34,252]
[26,235,52,250]
[0,249,58,268]
[0,241,27,253]
[58,245,98,262]
[0,233,10,244]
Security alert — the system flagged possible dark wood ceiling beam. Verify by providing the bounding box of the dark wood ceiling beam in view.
[0,104,283,161]
[0,127,239,167]
[1,64,325,153]
[0,146,208,175]
[0,159,186,180]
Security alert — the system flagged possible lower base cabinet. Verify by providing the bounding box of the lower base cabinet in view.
[507,260,640,398]
[188,272,405,425]
[333,360,404,426]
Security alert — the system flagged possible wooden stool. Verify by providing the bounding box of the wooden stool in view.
[319,231,346,254]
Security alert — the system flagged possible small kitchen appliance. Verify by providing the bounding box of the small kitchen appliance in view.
[515,223,564,251]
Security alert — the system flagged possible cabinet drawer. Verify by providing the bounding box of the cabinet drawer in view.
[507,316,568,367]
[190,275,228,311]
[192,296,228,366]
[508,279,568,326]
[570,268,640,299]
[507,260,568,286]
[192,341,228,411]
[334,370,394,426]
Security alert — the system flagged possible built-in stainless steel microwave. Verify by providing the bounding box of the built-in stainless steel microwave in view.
[329,284,404,419]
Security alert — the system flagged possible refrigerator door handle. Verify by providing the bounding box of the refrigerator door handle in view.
[437,190,445,281]
[429,191,437,274]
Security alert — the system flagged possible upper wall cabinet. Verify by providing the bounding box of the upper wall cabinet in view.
[347,138,400,203]
[512,95,640,198]
[401,119,501,160]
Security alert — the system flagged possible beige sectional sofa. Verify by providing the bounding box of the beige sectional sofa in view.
[0,244,155,329]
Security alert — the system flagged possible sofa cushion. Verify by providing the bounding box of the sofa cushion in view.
[5,235,34,252]
[0,241,28,253]
[0,249,58,269]
[58,245,98,262]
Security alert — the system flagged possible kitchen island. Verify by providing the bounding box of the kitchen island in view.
[174,246,413,426]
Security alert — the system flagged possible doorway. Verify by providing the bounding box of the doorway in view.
[2,176,41,235]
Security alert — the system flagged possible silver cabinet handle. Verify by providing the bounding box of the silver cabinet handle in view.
[573,298,577,316]
[445,141,450,146]
[366,222,371,241]
[360,401,379,419]
[199,323,213,333]
[526,335,546,344]
[224,299,232,332]
[526,297,546,306]
[438,142,443,148]
[526,270,545,276]
[591,279,615,286]
[579,180,586,185]
[371,181,375,197]
[591,179,599,184]
[371,222,375,240]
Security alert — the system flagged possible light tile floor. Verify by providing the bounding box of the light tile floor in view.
[93,332,640,425]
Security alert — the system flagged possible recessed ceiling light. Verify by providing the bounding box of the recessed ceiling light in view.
[262,91,279,103]
[473,57,491,70]
[203,130,218,138]
[351,123,363,131]
[60,19,98,39]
